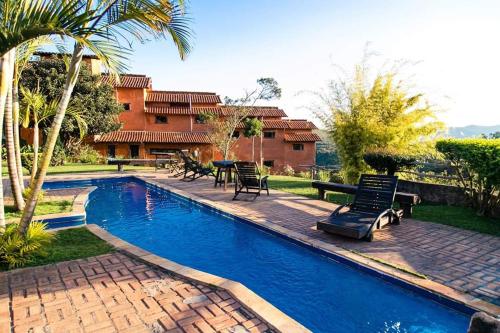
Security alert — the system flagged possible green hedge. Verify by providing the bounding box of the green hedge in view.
[436,138,500,216]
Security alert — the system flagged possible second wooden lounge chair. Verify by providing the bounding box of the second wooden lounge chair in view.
[233,162,269,200]
[317,174,401,241]
[178,152,215,181]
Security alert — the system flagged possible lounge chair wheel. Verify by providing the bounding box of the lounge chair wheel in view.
[364,233,374,242]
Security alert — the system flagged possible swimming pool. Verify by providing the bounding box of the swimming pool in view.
[45,177,471,333]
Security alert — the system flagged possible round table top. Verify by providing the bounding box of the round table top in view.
[213,160,234,167]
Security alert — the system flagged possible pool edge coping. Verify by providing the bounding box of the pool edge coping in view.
[85,223,310,333]
[137,176,500,318]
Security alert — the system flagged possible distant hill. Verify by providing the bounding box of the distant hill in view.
[446,125,500,138]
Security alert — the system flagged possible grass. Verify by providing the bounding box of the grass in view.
[5,200,73,220]
[46,163,154,174]
[2,162,154,176]
[268,175,500,236]
[0,228,114,271]
[412,204,500,236]
[268,175,354,204]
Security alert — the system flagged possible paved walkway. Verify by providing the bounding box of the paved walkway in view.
[155,176,500,306]
[0,253,273,333]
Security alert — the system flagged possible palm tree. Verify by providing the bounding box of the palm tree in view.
[0,0,104,227]
[12,37,57,195]
[4,51,25,210]
[0,48,15,228]
[18,0,192,233]
[21,87,87,185]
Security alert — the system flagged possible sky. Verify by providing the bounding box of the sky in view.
[124,0,500,128]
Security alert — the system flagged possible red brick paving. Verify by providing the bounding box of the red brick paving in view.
[0,253,274,333]
[156,177,500,306]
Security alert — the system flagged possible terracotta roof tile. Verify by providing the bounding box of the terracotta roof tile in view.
[146,91,221,104]
[221,106,287,117]
[101,74,152,89]
[284,133,321,142]
[261,120,317,129]
[93,131,210,143]
[145,106,222,115]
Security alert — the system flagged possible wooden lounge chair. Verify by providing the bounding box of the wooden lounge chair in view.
[317,174,401,241]
[178,152,215,181]
[233,162,269,200]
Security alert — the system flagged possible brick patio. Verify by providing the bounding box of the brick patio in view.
[153,176,500,306]
[2,171,498,332]
[0,252,274,333]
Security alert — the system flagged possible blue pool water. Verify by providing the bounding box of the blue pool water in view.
[45,177,471,333]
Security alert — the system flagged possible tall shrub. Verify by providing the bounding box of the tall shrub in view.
[313,58,443,183]
[436,138,500,216]
[363,149,418,176]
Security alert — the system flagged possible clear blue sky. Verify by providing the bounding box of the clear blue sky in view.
[125,0,500,127]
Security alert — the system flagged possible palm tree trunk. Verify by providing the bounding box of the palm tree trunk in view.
[0,50,15,228]
[19,43,85,233]
[31,123,39,185]
[5,57,25,210]
[13,79,25,192]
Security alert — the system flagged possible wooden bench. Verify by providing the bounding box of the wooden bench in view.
[107,158,174,171]
[312,181,421,217]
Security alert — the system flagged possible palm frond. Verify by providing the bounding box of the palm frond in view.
[0,0,100,56]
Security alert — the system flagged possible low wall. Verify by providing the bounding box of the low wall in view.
[397,180,468,206]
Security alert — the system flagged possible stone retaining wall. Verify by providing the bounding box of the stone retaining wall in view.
[397,180,468,206]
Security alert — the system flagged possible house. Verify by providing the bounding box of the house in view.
[34,53,321,171]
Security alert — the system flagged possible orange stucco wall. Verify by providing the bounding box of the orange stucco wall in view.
[90,85,317,172]
[116,88,147,130]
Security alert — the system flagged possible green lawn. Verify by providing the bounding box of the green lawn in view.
[46,163,154,174]
[5,200,73,220]
[268,175,500,236]
[0,228,114,271]
[2,162,154,176]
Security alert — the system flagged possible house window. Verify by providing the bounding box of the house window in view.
[195,115,206,124]
[292,143,304,151]
[263,160,274,168]
[123,103,131,111]
[130,145,140,158]
[107,145,116,158]
[155,115,168,124]
[263,131,276,139]
[232,131,240,138]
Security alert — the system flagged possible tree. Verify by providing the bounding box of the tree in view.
[13,37,60,195]
[313,58,443,184]
[20,57,123,147]
[205,78,281,161]
[481,131,500,139]
[5,56,25,210]
[363,149,418,176]
[18,0,192,233]
[20,87,87,184]
[243,117,263,162]
[0,0,106,228]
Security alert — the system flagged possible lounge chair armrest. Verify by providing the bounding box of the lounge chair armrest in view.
[331,203,352,216]
[363,208,397,238]
[375,208,396,221]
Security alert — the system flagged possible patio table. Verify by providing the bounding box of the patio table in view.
[213,160,235,190]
